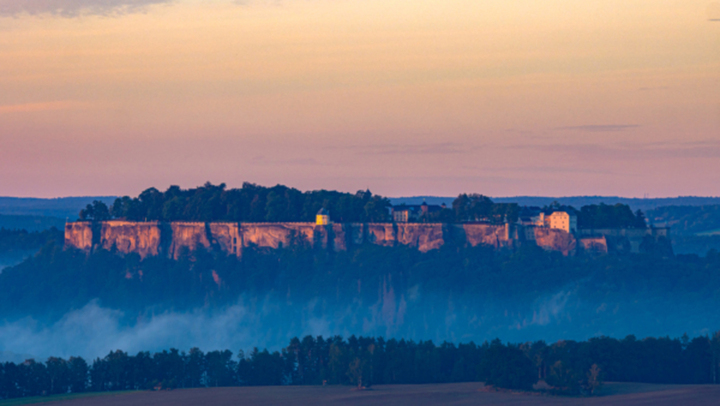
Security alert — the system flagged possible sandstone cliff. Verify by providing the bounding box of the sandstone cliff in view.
[100,221,163,258]
[533,227,577,256]
[579,236,608,254]
[65,221,579,258]
[454,223,512,249]
[65,222,95,251]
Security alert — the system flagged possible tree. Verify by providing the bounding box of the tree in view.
[547,360,581,394]
[481,342,536,390]
[46,357,70,395]
[585,364,602,395]
[205,350,236,387]
[79,201,111,221]
[345,358,364,389]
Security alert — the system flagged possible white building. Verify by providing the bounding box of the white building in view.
[531,211,577,233]
[546,211,577,233]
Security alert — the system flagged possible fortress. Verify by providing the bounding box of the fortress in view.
[64,220,670,259]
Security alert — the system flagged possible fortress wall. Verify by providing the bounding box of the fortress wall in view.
[579,236,608,254]
[64,222,94,251]
[100,221,162,258]
[348,224,366,246]
[331,224,348,251]
[239,223,318,250]
[64,221,602,257]
[577,228,669,253]
[169,222,211,259]
[396,223,446,252]
[365,224,396,247]
[312,226,329,250]
[454,223,510,248]
[209,223,241,257]
[534,227,576,256]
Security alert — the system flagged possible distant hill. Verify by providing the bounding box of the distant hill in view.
[389,196,720,212]
[0,197,117,219]
[0,214,66,232]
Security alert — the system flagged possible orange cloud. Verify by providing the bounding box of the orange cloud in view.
[709,2,720,20]
[0,0,169,17]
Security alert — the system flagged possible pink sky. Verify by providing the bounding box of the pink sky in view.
[0,0,718,198]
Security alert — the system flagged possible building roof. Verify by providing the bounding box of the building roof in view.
[392,204,443,212]
[317,208,329,215]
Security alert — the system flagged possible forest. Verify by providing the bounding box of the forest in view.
[2,239,718,322]
[1,332,719,401]
[78,182,647,229]
[85,183,392,223]
[0,227,63,255]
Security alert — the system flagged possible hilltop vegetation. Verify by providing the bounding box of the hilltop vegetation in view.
[79,182,648,230]
[1,332,719,402]
[0,228,63,255]
[1,239,719,329]
[92,183,391,223]
[84,183,519,224]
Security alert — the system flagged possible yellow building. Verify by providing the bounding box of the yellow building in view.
[547,211,577,233]
[316,208,330,225]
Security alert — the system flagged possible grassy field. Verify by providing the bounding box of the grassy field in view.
[0,392,137,406]
[9,382,718,406]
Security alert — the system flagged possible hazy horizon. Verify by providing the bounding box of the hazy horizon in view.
[1,0,718,198]
[1,191,720,200]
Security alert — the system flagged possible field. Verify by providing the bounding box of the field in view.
[0,392,137,406]
[12,382,720,406]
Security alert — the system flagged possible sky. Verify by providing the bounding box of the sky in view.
[0,0,718,198]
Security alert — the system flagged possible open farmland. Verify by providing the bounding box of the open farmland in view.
[31,382,720,406]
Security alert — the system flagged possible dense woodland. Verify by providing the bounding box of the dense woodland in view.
[0,238,717,323]
[78,183,648,229]
[0,227,62,255]
[647,205,720,235]
[83,183,392,223]
[1,333,719,401]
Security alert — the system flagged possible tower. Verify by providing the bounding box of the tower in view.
[316,208,330,225]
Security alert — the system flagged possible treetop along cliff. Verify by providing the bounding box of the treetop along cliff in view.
[77,182,647,228]
[84,183,392,223]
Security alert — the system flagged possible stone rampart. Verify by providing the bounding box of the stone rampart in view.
[577,227,669,253]
[64,222,95,251]
[100,221,163,257]
[579,236,608,254]
[452,223,512,249]
[534,227,577,256]
[65,221,583,258]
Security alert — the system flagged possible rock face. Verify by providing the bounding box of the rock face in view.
[579,236,608,254]
[65,222,95,251]
[577,228,669,254]
[533,227,577,256]
[169,223,211,258]
[240,223,319,250]
[65,221,582,258]
[453,223,513,249]
[209,223,241,257]
[396,223,446,252]
[100,221,163,258]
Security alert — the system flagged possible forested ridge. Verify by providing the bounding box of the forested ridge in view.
[0,228,62,255]
[78,182,647,228]
[2,240,719,321]
[1,333,719,401]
